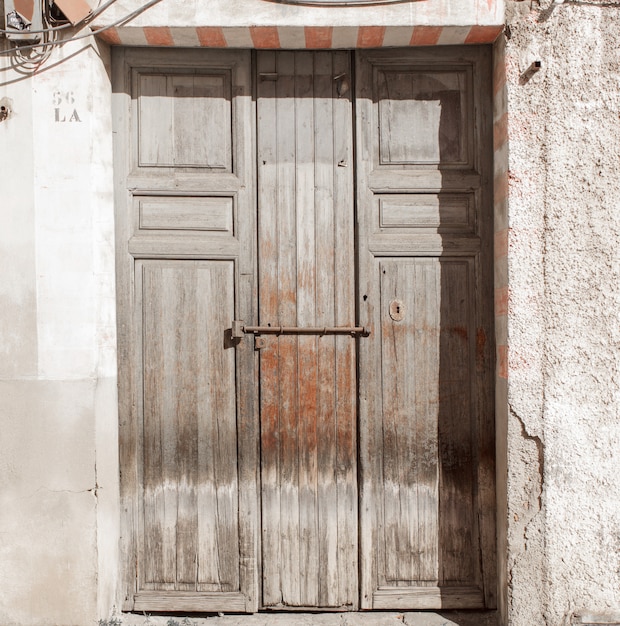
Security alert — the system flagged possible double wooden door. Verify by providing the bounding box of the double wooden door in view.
[114,47,495,614]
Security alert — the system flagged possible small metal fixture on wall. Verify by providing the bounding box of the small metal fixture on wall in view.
[4,0,43,43]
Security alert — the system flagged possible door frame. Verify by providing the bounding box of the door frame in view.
[113,45,497,614]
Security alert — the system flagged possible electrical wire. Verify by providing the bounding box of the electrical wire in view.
[0,0,165,56]
[0,0,123,36]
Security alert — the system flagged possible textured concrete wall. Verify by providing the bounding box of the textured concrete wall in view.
[0,34,119,626]
[504,1,620,624]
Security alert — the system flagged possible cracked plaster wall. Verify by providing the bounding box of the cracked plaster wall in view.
[504,1,620,624]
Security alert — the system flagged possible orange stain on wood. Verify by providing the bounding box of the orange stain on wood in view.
[197,27,227,47]
[305,27,333,49]
[144,27,174,46]
[357,26,386,48]
[250,26,281,49]
[452,326,469,341]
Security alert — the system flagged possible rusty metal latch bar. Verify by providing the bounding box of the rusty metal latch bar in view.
[231,321,369,339]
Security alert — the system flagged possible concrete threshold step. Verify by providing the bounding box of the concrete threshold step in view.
[113,611,499,626]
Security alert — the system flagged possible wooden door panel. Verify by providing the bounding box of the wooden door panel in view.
[356,47,495,610]
[140,260,239,591]
[257,50,358,610]
[376,258,480,589]
[114,48,258,613]
[376,68,471,167]
[137,72,232,169]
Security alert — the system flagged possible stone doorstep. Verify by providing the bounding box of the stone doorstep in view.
[572,612,620,626]
[114,611,499,626]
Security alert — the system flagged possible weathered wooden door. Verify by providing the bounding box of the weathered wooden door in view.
[256,51,358,610]
[115,46,495,614]
[113,48,259,613]
[355,47,496,610]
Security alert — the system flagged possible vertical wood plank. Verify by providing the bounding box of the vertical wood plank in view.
[174,266,199,588]
[313,51,338,609]
[142,264,180,587]
[172,75,230,169]
[274,50,301,607]
[113,46,139,610]
[295,51,320,609]
[257,49,283,608]
[379,260,440,586]
[138,74,173,167]
[331,50,358,609]
[234,51,260,612]
[416,262,440,584]
[474,46,498,609]
[211,264,240,590]
[195,262,239,592]
[257,50,357,610]
[438,259,476,585]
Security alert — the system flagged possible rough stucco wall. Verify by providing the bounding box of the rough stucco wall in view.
[0,35,118,626]
[505,1,620,624]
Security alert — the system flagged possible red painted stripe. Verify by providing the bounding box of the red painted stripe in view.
[250,26,281,49]
[197,26,227,47]
[305,26,333,49]
[494,52,507,96]
[494,112,508,152]
[144,26,174,46]
[94,26,121,45]
[495,286,509,317]
[498,345,508,379]
[494,229,509,261]
[410,26,442,46]
[465,24,503,44]
[357,26,385,48]
[494,171,508,205]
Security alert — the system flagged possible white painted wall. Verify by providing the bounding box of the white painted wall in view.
[0,32,119,626]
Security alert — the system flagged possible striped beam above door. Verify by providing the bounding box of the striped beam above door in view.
[94,24,503,48]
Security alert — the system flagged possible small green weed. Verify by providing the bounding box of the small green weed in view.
[166,619,197,626]
[99,618,123,626]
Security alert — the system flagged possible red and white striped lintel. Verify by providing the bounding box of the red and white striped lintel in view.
[93,24,503,48]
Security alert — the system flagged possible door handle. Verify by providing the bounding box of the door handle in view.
[231,321,369,339]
